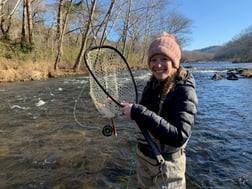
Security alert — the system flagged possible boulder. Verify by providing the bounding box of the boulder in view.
[212,73,225,80]
[227,73,238,80]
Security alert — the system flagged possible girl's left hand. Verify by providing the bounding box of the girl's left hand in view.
[121,102,133,119]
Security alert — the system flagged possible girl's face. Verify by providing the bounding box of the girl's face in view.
[149,54,175,81]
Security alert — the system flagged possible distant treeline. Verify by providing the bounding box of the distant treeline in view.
[182,26,252,63]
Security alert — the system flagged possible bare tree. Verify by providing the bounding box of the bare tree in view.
[98,0,116,46]
[0,0,22,40]
[21,0,27,49]
[121,0,131,56]
[73,0,97,71]
[56,0,64,42]
[165,11,192,47]
[54,0,73,70]
[0,0,10,39]
[26,0,34,50]
[54,0,64,70]
[0,0,8,13]
[121,0,192,63]
[20,0,34,52]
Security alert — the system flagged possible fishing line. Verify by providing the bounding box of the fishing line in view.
[73,81,87,128]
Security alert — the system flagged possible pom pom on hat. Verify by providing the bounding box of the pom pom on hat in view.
[148,32,181,69]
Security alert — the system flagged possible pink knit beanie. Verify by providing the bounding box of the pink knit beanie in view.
[148,32,181,69]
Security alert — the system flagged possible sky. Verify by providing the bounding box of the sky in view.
[173,0,252,50]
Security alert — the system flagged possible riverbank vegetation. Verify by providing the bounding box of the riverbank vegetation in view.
[0,0,251,82]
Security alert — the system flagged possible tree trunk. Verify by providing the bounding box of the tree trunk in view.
[141,6,152,64]
[99,0,116,46]
[54,0,73,70]
[21,0,27,50]
[20,0,33,52]
[0,0,10,40]
[122,0,132,57]
[26,0,33,51]
[0,0,22,40]
[54,0,65,70]
[73,0,97,71]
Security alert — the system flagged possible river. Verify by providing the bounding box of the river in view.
[0,62,251,189]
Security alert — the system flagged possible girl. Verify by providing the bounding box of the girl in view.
[121,32,198,189]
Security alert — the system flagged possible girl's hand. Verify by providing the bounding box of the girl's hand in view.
[121,102,133,119]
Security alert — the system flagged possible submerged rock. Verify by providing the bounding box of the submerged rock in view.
[227,73,238,80]
[212,73,225,80]
[240,69,252,78]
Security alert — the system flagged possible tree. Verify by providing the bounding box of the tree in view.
[21,0,27,49]
[21,0,34,52]
[112,0,191,65]
[121,0,131,56]
[0,0,22,40]
[165,11,192,47]
[97,0,116,46]
[54,0,73,70]
[73,0,97,71]
[26,0,34,50]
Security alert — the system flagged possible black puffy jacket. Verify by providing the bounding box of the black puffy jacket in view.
[131,69,198,149]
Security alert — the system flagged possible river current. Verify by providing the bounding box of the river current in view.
[0,62,251,189]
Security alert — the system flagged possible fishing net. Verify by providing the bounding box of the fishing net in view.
[84,46,138,118]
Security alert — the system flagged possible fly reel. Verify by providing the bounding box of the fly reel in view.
[102,124,113,137]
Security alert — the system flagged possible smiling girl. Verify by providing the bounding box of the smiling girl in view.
[121,32,198,189]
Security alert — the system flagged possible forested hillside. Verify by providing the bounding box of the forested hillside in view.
[214,26,252,62]
[182,26,252,63]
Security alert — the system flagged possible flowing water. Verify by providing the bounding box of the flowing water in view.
[0,62,251,189]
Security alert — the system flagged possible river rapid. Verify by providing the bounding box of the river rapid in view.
[0,62,251,189]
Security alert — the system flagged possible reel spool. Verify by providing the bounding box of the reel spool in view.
[102,125,113,137]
